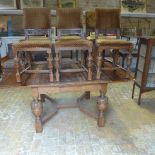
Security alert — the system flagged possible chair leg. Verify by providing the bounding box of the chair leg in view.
[28,51,33,66]
[81,50,85,66]
[111,50,116,67]
[138,89,142,105]
[76,50,78,61]
[55,51,60,82]
[97,49,102,80]
[84,50,87,66]
[0,59,2,75]
[127,49,132,78]
[47,50,53,82]
[122,55,126,68]
[31,90,43,133]
[102,51,105,67]
[70,50,73,59]
[132,82,136,99]
[87,49,92,80]
[0,58,3,81]
[14,52,21,83]
[111,49,120,67]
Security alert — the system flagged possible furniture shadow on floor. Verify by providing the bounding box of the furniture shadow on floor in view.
[134,97,155,113]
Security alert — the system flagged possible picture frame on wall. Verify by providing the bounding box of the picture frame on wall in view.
[44,0,54,9]
[121,0,147,13]
[21,0,43,9]
[57,0,76,8]
[0,0,16,9]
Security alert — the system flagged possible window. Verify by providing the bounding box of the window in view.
[0,0,16,9]
[20,0,43,9]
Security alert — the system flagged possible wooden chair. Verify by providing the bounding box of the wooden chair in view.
[55,8,93,82]
[95,8,133,79]
[12,8,53,83]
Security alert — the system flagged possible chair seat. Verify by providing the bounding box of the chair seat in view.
[55,38,92,48]
[13,39,52,50]
[96,38,132,47]
[29,36,49,40]
[59,36,81,40]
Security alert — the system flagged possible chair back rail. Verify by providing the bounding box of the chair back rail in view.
[57,29,84,39]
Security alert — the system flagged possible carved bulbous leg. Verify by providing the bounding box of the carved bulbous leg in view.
[47,51,53,82]
[97,95,108,127]
[14,53,21,83]
[55,51,60,82]
[31,99,43,133]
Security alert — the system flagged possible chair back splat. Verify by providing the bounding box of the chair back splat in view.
[57,8,84,38]
[95,8,120,38]
[23,8,52,39]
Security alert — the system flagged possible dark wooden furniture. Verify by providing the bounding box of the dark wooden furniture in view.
[0,58,2,80]
[0,51,132,132]
[0,40,2,79]
[27,56,132,132]
[132,37,155,105]
[12,8,53,84]
[55,8,93,82]
[31,81,108,133]
[95,8,133,80]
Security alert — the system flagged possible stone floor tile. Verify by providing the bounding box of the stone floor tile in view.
[0,82,155,154]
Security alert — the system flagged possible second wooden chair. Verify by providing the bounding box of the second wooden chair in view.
[55,8,93,82]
